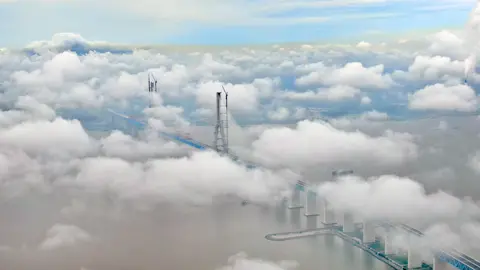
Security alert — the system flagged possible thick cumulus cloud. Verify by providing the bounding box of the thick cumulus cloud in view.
[465,1,480,78]
[3,30,480,125]
[0,117,296,205]
[408,83,478,112]
[0,118,94,158]
[99,130,189,160]
[0,104,301,268]
[316,175,480,222]
[251,120,417,170]
[393,55,465,82]
[296,62,394,90]
[468,150,480,175]
[39,224,92,251]
[2,29,480,268]
[383,222,480,259]
[316,173,480,254]
[64,151,296,205]
[0,95,56,128]
[281,85,361,102]
[217,253,298,270]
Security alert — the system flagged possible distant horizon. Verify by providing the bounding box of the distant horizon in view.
[0,0,473,47]
[1,26,465,51]
[3,2,480,268]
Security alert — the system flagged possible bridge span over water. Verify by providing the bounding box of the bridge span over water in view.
[108,109,479,270]
[288,180,480,270]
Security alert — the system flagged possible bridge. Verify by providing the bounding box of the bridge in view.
[106,106,479,270]
[288,178,480,270]
[395,223,480,270]
[265,227,335,241]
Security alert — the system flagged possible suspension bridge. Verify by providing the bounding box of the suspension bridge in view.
[104,89,479,270]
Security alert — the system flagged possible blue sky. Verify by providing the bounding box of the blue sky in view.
[0,0,475,46]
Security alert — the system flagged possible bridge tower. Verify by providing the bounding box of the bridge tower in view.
[213,87,229,154]
[343,212,355,233]
[363,221,376,243]
[407,235,423,269]
[323,169,354,226]
[304,190,319,216]
[288,186,303,209]
[432,255,448,270]
[383,227,394,255]
[147,72,158,108]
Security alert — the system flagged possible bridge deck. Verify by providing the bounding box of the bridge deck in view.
[110,109,480,270]
[391,223,480,270]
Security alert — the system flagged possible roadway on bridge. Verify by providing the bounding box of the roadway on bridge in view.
[265,227,333,241]
[110,109,480,270]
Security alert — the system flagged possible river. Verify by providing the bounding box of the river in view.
[0,194,392,270]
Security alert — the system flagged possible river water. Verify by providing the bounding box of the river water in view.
[193,202,391,270]
[77,201,391,270]
[0,195,392,270]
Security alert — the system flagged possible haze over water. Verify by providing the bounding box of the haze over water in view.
[131,203,390,270]
[0,193,389,270]
[3,2,480,266]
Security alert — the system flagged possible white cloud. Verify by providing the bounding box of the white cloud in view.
[296,62,394,90]
[316,174,480,222]
[0,96,56,128]
[267,107,290,121]
[393,55,464,82]
[468,151,480,174]
[361,110,389,121]
[282,85,361,102]
[217,253,298,270]
[0,121,297,206]
[361,96,372,105]
[5,31,477,128]
[39,224,92,250]
[392,221,480,254]
[26,33,93,52]
[356,41,372,49]
[144,105,189,129]
[63,151,295,205]
[0,118,94,158]
[292,107,307,120]
[99,71,143,101]
[99,130,190,160]
[60,199,88,218]
[195,81,261,115]
[438,120,448,131]
[2,29,480,267]
[252,77,281,98]
[408,83,478,112]
[427,31,466,59]
[251,120,417,170]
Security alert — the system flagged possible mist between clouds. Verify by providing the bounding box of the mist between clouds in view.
[3,3,480,268]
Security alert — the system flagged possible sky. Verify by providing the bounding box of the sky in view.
[4,1,480,269]
[0,0,477,46]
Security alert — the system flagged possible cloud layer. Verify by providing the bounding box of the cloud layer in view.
[2,27,480,268]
